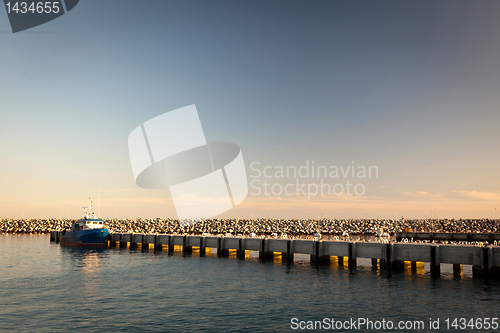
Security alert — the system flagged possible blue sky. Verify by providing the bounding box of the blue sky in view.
[0,0,499,219]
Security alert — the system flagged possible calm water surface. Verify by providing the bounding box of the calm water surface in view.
[1,234,499,332]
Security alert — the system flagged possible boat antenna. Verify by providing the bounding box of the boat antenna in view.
[84,197,97,219]
[99,185,101,218]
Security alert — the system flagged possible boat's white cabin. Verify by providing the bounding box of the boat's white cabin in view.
[78,219,105,230]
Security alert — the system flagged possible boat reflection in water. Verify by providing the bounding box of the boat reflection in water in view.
[58,245,109,323]
[60,246,107,271]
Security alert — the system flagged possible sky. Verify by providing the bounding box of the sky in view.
[0,0,499,220]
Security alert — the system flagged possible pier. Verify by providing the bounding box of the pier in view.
[50,231,500,279]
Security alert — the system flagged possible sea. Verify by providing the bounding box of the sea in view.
[1,234,499,332]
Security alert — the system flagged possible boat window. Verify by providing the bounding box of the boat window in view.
[86,221,91,224]
[93,221,98,224]
[99,221,103,224]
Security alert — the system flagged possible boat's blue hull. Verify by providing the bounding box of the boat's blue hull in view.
[60,228,109,247]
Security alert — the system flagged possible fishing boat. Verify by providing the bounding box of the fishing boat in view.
[60,198,109,247]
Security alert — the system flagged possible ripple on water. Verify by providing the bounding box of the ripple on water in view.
[0,234,499,333]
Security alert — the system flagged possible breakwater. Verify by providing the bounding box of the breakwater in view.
[50,232,500,278]
[4,217,500,235]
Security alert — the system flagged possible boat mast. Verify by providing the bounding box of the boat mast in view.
[84,198,97,219]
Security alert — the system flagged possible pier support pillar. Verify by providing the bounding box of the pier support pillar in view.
[183,236,192,254]
[411,261,417,274]
[200,237,206,257]
[379,244,391,270]
[348,243,356,269]
[168,236,174,254]
[453,264,462,278]
[337,256,344,267]
[371,258,379,270]
[310,241,320,264]
[217,238,228,257]
[130,233,136,248]
[430,245,441,276]
[284,240,294,264]
[259,239,272,260]
[388,244,404,271]
[284,252,294,263]
[154,235,159,251]
[237,239,245,259]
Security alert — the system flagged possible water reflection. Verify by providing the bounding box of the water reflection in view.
[59,246,108,327]
[60,246,107,273]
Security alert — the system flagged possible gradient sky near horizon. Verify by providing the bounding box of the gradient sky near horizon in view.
[0,0,499,219]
